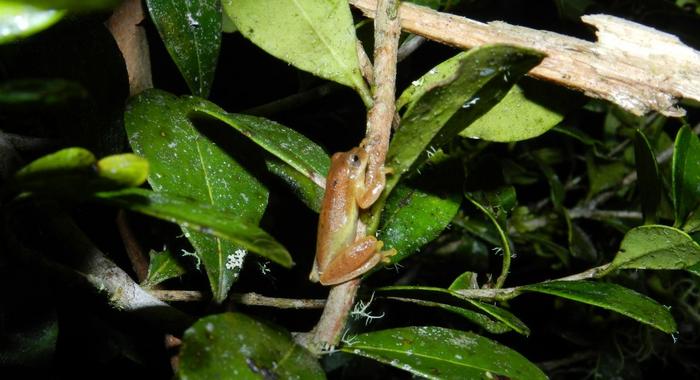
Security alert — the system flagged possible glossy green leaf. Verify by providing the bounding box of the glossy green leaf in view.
[221,7,237,33]
[225,0,372,105]
[585,156,627,199]
[179,313,324,380]
[14,147,95,182]
[3,0,120,11]
[0,79,86,106]
[607,225,700,271]
[634,130,661,224]
[459,80,574,141]
[522,280,676,333]
[387,45,543,193]
[378,286,530,336]
[143,249,187,288]
[95,154,149,188]
[146,0,221,97]
[672,125,700,226]
[92,188,293,269]
[342,326,546,380]
[379,178,461,265]
[385,297,512,334]
[125,89,269,303]
[0,3,64,44]
[8,148,151,198]
[186,97,330,187]
[448,271,478,291]
[265,157,325,212]
[687,262,700,277]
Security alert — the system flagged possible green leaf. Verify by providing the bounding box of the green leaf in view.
[0,79,86,107]
[608,225,700,271]
[8,148,150,198]
[185,97,330,211]
[3,0,120,11]
[179,313,324,380]
[522,280,676,333]
[0,2,64,44]
[265,157,325,212]
[459,80,575,142]
[143,249,187,288]
[146,0,221,97]
[186,97,330,187]
[385,297,512,334]
[14,147,96,182]
[221,7,237,33]
[448,271,478,291]
[125,89,269,303]
[225,0,372,105]
[379,168,461,265]
[687,262,700,277]
[387,45,543,193]
[92,188,293,269]
[585,156,627,199]
[672,125,700,226]
[342,327,546,380]
[634,130,661,224]
[378,286,530,336]
[95,154,149,188]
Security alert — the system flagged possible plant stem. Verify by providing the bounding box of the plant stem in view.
[4,208,192,331]
[116,210,149,283]
[465,194,513,289]
[231,292,326,309]
[105,0,153,95]
[306,0,401,353]
[455,263,611,301]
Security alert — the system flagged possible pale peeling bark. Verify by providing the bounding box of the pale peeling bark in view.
[349,0,700,117]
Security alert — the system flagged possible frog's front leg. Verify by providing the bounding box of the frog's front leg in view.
[319,236,396,286]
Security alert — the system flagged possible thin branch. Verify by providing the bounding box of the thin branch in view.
[4,210,192,331]
[231,292,326,309]
[397,35,425,62]
[455,263,611,301]
[149,290,206,302]
[308,279,360,349]
[105,0,153,95]
[116,210,149,283]
[568,208,642,221]
[361,0,400,209]
[349,0,700,117]
[304,0,402,354]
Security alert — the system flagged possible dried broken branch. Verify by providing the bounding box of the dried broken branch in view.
[349,0,700,117]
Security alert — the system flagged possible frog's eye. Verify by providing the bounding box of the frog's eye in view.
[349,154,362,167]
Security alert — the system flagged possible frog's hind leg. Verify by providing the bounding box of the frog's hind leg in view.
[319,236,390,286]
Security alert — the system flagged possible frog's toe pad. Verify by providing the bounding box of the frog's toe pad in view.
[380,248,397,263]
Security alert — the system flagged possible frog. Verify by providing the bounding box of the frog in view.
[309,145,396,285]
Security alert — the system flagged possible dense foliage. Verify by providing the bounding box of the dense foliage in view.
[1,0,699,379]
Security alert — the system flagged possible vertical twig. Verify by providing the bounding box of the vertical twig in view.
[116,210,149,283]
[361,0,401,209]
[306,0,401,352]
[105,0,153,95]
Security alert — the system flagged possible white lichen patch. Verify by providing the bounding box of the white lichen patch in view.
[225,248,247,271]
